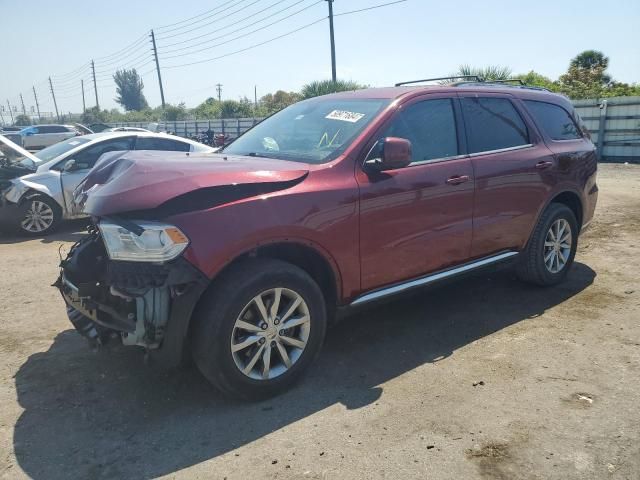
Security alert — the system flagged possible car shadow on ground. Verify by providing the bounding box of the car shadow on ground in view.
[12,262,595,479]
[0,219,88,245]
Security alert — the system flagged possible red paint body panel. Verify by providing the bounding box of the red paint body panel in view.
[81,85,598,306]
[81,151,309,216]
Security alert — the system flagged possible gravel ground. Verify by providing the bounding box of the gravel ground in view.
[0,163,638,480]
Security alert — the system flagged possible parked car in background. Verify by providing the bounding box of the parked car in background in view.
[87,123,112,133]
[0,126,23,132]
[107,127,151,132]
[0,132,214,235]
[56,80,598,400]
[19,124,83,150]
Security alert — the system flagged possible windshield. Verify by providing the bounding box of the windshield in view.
[223,97,390,163]
[33,137,92,165]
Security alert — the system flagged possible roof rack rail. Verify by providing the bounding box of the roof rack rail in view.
[488,79,526,85]
[395,75,483,87]
[453,80,550,92]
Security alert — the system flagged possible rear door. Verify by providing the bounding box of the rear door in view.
[59,137,135,214]
[357,94,474,291]
[459,93,555,257]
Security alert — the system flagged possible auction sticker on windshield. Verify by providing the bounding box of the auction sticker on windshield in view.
[326,110,365,123]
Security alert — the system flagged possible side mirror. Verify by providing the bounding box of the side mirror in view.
[364,137,412,172]
[63,159,78,172]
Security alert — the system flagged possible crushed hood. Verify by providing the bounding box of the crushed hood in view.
[77,150,309,217]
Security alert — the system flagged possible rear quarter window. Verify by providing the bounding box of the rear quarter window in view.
[523,100,581,141]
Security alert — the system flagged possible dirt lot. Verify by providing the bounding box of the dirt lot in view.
[0,164,638,480]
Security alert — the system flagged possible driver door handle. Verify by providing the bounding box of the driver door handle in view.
[446,175,470,185]
[535,160,553,169]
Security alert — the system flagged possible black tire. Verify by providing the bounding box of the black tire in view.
[17,194,61,236]
[517,203,579,286]
[191,258,327,400]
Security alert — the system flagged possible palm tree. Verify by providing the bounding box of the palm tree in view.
[301,79,367,99]
[441,65,513,84]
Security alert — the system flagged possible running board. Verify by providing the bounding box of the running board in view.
[350,251,519,306]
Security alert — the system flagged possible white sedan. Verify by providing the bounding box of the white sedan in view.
[0,132,214,235]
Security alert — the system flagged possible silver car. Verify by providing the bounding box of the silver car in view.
[18,124,84,150]
[0,132,214,235]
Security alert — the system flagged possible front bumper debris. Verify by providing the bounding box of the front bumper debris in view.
[56,228,209,366]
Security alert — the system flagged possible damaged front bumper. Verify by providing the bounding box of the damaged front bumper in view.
[56,228,209,366]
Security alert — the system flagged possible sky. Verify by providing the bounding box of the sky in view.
[1,0,639,118]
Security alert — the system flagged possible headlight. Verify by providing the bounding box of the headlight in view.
[98,221,189,262]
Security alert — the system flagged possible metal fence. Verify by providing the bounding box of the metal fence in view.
[107,117,264,141]
[572,96,640,163]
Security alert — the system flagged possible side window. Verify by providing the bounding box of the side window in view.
[523,100,581,141]
[135,137,190,152]
[50,126,67,133]
[70,138,134,170]
[379,98,458,163]
[37,126,53,134]
[461,97,529,153]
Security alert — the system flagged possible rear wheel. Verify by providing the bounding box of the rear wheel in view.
[191,258,327,400]
[517,203,578,286]
[18,195,61,236]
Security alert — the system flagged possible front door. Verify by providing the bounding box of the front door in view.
[356,96,474,291]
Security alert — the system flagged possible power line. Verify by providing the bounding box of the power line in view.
[156,0,264,40]
[334,0,408,17]
[163,16,325,69]
[160,1,322,59]
[93,31,150,61]
[155,0,239,30]
[50,62,91,80]
[156,0,250,36]
[160,0,300,49]
[160,0,317,55]
[94,44,151,69]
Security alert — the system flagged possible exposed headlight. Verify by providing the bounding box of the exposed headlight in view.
[99,221,189,262]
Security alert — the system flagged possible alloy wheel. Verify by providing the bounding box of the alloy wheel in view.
[543,218,572,274]
[21,200,54,233]
[231,288,311,380]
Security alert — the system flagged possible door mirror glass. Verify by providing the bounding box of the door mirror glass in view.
[63,159,78,172]
[365,137,412,171]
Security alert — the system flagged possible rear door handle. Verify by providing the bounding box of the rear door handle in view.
[535,161,553,169]
[446,175,470,185]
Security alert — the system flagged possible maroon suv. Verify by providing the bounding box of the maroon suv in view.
[58,81,598,399]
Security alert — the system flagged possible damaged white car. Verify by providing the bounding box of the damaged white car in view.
[0,132,214,235]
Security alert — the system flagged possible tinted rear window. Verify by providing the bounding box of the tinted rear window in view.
[524,100,581,140]
[461,97,529,153]
[135,137,190,152]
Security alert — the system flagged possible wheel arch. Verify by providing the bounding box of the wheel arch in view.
[549,190,583,228]
[216,241,341,312]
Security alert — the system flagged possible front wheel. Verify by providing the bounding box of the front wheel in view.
[517,203,579,286]
[18,195,61,236]
[191,258,327,400]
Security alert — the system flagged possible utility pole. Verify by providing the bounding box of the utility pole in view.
[6,100,14,123]
[19,94,26,116]
[32,86,41,120]
[81,79,86,112]
[48,77,60,122]
[150,30,166,108]
[254,85,258,116]
[326,0,337,82]
[216,83,223,102]
[91,60,99,110]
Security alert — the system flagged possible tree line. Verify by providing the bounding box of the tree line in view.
[11,50,638,126]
